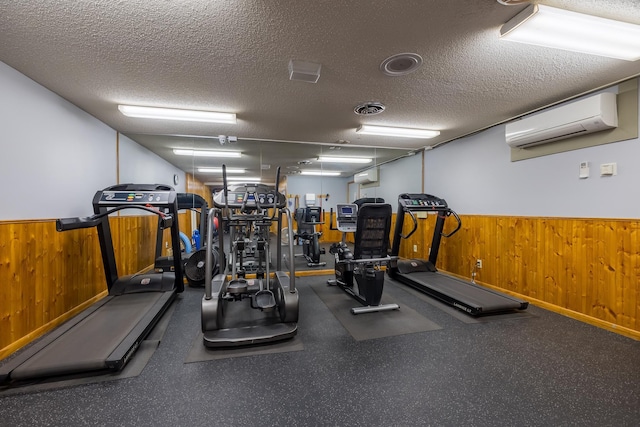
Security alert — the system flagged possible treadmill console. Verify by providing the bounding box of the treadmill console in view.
[398,193,448,211]
[213,183,285,209]
[335,203,358,232]
[99,191,172,205]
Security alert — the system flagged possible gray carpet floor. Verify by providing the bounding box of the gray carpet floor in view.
[1,275,639,426]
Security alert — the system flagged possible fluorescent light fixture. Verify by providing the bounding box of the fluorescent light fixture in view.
[197,167,245,173]
[118,105,237,123]
[203,177,261,184]
[300,170,341,176]
[226,177,261,182]
[500,4,640,61]
[356,124,440,139]
[318,156,372,164]
[173,149,241,158]
[204,178,274,187]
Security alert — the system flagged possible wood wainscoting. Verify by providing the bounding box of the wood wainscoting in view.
[0,215,161,359]
[0,177,212,359]
[397,213,640,340]
[3,211,639,360]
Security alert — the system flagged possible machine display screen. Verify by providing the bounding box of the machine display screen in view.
[340,206,354,215]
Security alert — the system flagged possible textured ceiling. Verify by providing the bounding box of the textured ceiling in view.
[2,0,640,183]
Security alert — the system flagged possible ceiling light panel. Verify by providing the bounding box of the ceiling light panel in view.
[356,125,440,139]
[300,170,341,176]
[226,176,262,181]
[317,156,372,164]
[204,178,263,185]
[500,4,640,61]
[197,167,245,173]
[173,149,241,158]
[118,105,237,123]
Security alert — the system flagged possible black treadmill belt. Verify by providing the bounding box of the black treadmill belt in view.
[10,292,167,381]
[399,271,525,314]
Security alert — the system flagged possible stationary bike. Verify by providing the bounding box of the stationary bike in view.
[328,201,399,314]
[294,206,326,267]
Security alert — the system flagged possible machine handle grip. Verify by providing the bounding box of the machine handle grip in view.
[222,165,231,220]
[56,217,101,231]
[269,166,281,220]
[441,209,461,238]
[400,209,418,239]
[328,208,338,231]
[56,205,170,232]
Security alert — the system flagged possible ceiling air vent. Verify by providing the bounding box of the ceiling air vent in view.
[354,102,386,115]
[380,53,423,76]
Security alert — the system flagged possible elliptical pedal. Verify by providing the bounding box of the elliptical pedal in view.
[227,278,248,294]
[254,289,276,311]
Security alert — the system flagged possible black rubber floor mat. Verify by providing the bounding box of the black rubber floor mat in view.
[307,277,442,341]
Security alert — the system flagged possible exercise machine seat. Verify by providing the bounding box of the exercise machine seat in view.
[352,203,392,260]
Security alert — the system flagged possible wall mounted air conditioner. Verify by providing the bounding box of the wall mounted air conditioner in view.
[505,92,618,149]
[354,168,378,184]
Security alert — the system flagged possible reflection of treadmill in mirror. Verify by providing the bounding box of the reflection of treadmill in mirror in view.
[0,184,184,387]
[154,192,208,273]
[388,193,528,316]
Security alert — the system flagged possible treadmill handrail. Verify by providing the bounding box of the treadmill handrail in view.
[400,209,418,239]
[442,209,461,238]
[57,205,172,231]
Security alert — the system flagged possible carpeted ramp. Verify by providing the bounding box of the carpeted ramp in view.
[307,275,442,341]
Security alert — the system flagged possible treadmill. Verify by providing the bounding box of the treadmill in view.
[388,193,528,316]
[0,184,184,386]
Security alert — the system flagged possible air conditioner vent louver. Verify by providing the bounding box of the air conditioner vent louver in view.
[505,92,618,149]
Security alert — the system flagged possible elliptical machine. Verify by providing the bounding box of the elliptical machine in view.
[328,199,399,314]
[294,206,326,267]
[201,166,299,347]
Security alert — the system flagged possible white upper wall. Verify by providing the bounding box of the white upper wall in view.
[0,61,186,220]
[0,61,116,219]
[424,84,640,218]
[285,175,348,213]
[119,134,185,192]
[359,154,423,211]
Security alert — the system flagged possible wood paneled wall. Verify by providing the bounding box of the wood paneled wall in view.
[185,173,213,207]
[0,215,160,358]
[396,213,640,339]
[3,208,639,359]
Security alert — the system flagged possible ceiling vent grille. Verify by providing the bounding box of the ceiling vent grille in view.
[354,102,386,115]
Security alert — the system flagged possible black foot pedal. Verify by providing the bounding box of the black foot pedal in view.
[254,290,276,311]
[228,279,248,294]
